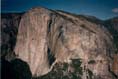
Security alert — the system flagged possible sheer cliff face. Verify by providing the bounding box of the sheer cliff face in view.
[1,7,118,79]
[14,8,51,76]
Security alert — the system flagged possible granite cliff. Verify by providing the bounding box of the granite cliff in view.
[1,7,118,79]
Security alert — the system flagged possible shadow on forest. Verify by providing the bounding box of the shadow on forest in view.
[1,58,32,79]
[1,14,33,79]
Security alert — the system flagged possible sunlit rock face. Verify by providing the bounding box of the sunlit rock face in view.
[14,8,51,76]
[1,7,118,79]
[111,54,118,77]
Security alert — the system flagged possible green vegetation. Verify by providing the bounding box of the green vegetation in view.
[71,59,83,75]
[33,59,82,79]
[87,69,93,79]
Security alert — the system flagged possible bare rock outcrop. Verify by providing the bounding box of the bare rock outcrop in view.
[1,7,117,79]
[111,54,118,77]
[14,8,51,76]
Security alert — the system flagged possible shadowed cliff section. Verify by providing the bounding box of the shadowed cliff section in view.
[1,13,23,60]
[1,58,32,79]
[104,17,118,53]
[1,7,118,79]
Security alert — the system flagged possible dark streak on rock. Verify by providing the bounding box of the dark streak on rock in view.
[47,48,56,66]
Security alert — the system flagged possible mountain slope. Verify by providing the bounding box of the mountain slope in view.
[104,17,118,53]
[1,13,23,60]
[1,7,118,79]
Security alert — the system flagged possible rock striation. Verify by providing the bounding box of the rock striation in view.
[1,7,118,79]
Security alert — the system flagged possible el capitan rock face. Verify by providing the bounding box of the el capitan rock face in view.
[14,8,51,76]
[1,7,118,79]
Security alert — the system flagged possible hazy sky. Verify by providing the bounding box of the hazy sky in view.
[1,0,118,20]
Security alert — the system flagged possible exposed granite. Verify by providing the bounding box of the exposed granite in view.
[1,7,118,79]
